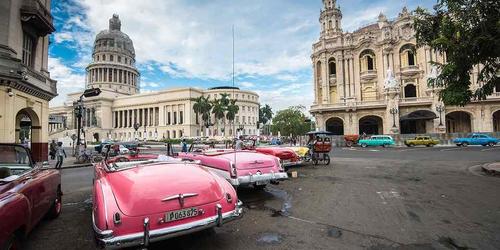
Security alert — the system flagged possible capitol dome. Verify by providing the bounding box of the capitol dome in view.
[86,14,140,95]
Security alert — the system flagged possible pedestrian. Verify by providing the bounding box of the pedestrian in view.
[49,140,57,160]
[55,142,67,169]
[235,136,244,150]
[181,139,188,152]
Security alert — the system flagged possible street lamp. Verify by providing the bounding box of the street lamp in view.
[436,104,445,126]
[75,88,101,149]
[389,108,398,128]
[143,127,147,141]
[133,122,140,140]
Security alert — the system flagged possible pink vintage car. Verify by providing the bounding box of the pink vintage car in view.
[92,154,243,249]
[179,149,288,189]
[0,144,62,249]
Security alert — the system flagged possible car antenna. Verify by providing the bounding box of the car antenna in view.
[232,24,237,166]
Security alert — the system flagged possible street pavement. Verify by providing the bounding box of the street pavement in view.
[24,146,500,250]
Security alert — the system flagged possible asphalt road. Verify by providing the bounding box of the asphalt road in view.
[24,146,500,250]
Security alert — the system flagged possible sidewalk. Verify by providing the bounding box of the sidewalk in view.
[482,162,500,176]
[47,155,93,169]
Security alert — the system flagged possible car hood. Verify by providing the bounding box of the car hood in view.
[214,151,277,170]
[106,163,224,217]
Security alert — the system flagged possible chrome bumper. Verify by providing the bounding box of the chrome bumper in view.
[93,200,244,249]
[229,172,288,186]
[282,160,303,167]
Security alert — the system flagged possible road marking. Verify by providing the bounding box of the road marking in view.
[440,147,463,152]
[376,189,401,204]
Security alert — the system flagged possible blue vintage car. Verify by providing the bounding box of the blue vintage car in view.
[358,135,395,147]
[453,133,499,147]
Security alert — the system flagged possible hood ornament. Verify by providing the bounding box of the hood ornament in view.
[162,193,198,207]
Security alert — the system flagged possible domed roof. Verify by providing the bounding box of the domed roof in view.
[94,14,135,57]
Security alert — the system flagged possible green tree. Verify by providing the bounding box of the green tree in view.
[211,98,226,135]
[191,96,212,136]
[413,0,500,106]
[271,106,312,137]
[226,99,239,125]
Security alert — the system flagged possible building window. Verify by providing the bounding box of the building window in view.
[328,58,336,75]
[118,56,121,63]
[404,84,417,98]
[495,82,500,93]
[22,32,35,67]
[400,44,417,67]
[173,112,177,124]
[360,50,376,72]
[179,111,183,124]
[167,112,171,125]
[110,55,114,61]
[103,54,106,61]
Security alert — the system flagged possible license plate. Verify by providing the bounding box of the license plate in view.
[165,207,199,222]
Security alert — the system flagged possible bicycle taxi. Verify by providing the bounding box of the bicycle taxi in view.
[306,131,333,165]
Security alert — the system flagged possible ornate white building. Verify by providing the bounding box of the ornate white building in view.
[311,0,500,136]
[49,15,259,142]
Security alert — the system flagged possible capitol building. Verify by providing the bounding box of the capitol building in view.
[49,15,259,142]
[311,0,500,136]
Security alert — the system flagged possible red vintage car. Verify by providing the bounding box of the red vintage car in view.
[240,140,302,169]
[106,151,159,163]
[0,144,62,249]
[92,154,243,249]
[179,149,288,189]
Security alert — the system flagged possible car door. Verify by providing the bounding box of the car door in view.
[477,135,489,145]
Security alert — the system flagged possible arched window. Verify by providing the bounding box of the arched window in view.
[360,50,376,72]
[328,58,336,76]
[400,44,417,67]
[328,20,332,30]
[404,84,417,98]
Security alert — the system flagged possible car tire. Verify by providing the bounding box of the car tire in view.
[324,154,330,165]
[408,143,414,147]
[47,188,62,219]
[361,143,367,148]
[2,234,21,250]
[382,144,387,148]
[488,142,495,147]
[462,142,468,147]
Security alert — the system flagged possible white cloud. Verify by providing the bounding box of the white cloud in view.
[48,57,86,107]
[239,81,255,88]
[255,81,314,112]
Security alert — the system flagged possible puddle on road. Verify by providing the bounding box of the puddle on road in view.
[327,226,342,238]
[256,232,283,245]
[240,186,293,217]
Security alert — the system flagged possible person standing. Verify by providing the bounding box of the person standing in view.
[49,140,57,160]
[235,136,244,150]
[181,139,188,153]
[55,142,67,169]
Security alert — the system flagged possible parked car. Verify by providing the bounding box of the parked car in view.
[179,149,288,189]
[358,135,395,147]
[286,146,310,159]
[0,144,62,249]
[92,154,243,249]
[404,136,440,147]
[453,133,499,147]
[106,151,159,163]
[253,147,302,169]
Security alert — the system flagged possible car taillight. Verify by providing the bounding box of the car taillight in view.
[230,162,237,178]
[225,193,233,203]
[275,158,284,172]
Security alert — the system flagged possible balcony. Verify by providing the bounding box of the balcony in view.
[400,65,421,76]
[399,97,433,107]
[360,70,377,81]
[21,0,55,36]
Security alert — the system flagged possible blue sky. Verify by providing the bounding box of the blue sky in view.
[48,0,436,110]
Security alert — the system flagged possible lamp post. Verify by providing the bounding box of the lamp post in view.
[133,122,140,141]
[436,105,445,126]
[143,127,147,141]
[389,108,398,128]
[75,88,101,154]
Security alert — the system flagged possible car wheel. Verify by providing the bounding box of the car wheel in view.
[462,142,468,147]
[408,143,414,147]
[361,143,367,148]
[47,188,62,219]
[254,184,267,190]
[324,154,330,165]
[346,141,353,147]
[3,234,21,250]
[382,144,387,148]
[488,142,495,147]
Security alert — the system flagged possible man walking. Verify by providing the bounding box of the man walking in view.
[49,140,57,160]
[55,142,67,169]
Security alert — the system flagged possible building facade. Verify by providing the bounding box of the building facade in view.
[0,0,57,162]
[49,15,259,142]
[310,0,500,136]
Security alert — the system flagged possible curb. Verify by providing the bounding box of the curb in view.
[61,163,93,170]
[481,163,500,176]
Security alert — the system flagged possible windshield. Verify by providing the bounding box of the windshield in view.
[0,145,32,182]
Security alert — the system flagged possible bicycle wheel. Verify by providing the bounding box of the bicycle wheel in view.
[324,154,330,165]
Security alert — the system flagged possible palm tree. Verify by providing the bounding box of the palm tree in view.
[191,96,212,136]
[211,98,226,136]
[259,104,273,135]
[226,99,239,136]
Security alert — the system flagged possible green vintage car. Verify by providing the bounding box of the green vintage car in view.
[359,135,395,147]
[404,136,440,147]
